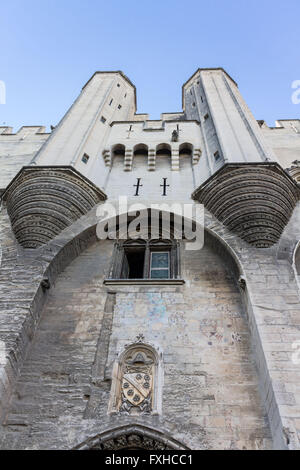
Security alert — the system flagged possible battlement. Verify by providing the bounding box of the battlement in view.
[0,126,50,189]
[257,119,300,132]
[161,112,185,121]
[0,126,50,138]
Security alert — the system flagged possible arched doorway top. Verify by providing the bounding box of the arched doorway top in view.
[73,424,190,450]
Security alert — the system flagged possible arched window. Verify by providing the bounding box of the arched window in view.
[108,337,162,416]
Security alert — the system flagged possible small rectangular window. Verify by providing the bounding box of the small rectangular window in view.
[204,113,209,121]
[109,99,113,106]
[124,93,127,98]
[110,240,178,281]
[117,83,120,87]
[214,151,221,162]
[150,252,170,279]
[82,153,89,164]
[101,116,106,123]
[118,104,122,110]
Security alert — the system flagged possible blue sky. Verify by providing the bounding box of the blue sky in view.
[1,0,299,131]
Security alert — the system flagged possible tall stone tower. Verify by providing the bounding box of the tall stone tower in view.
[0,68,300,450]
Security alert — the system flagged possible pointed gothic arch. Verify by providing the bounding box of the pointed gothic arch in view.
[74,424,190,450]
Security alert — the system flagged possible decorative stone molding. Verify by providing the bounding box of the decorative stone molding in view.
[192,163,300,248]
[2,166,106,248]
[74,425,189,450]
[124,149,133,171]
[286,160,300,183]
[103,279,185,286]
[171,148,180,171]
[193,148,202,165]
[148,148,156,171]
[102,149,111,167]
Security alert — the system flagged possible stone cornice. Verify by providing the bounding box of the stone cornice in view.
[103,279,185,286]
[109,119,200,126]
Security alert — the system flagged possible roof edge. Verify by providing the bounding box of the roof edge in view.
[182,68,238,109]
[82,71,137,111]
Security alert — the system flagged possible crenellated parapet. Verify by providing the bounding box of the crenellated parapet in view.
[0,126,50,137]
[2,166,106,248]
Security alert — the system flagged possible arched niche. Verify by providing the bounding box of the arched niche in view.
[133,143,148,169]
[179,143,193,156]
[179,142,193,169]
[111,144,125,168]
[156,143,171,170]
[108,338,163,416]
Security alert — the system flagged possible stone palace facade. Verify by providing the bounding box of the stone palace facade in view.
[0,68,300,449]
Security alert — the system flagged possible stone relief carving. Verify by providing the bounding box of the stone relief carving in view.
[119,347,154,415]
[2,166,107,248]
[108,336,162,416]
[74,425,189,450]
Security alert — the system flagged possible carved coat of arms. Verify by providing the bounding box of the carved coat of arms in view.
[118,347,155,415]
[122,372,152,406]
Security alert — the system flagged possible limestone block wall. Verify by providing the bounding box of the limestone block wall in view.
[183,69,278,175]
[0,201,300,449]
[184,74,223,180]
[0,237,271,450]
[0,68,300,450]
[33,72,136,176]
[91,120,205,191]
[0,127,49,190]
[104,157,196,202]
[260,120,300,170]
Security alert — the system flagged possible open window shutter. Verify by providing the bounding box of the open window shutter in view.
[120,253,130,279]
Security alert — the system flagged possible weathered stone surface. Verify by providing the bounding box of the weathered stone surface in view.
[2,166,106,248]
[0,68,300,451]
[192,163,300,248]
[0,231,272,450]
